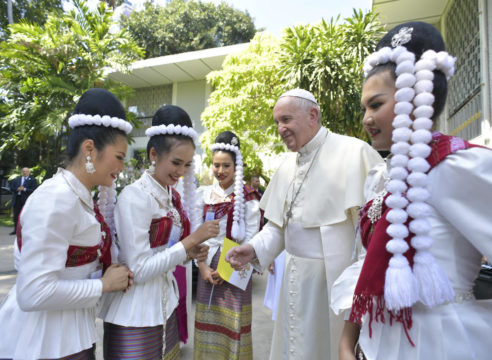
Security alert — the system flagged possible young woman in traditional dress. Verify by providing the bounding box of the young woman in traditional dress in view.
[99,104,219,360]
[193,131,263,360]
[0,88,134,359]
[331,21,492,360]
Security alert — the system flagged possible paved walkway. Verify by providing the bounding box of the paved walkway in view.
[0,225,274,359]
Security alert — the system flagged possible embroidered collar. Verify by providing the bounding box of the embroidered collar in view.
[210,182,234,203]
[141,171,173,210]
[58,168,94,211]
[298,126,327,157]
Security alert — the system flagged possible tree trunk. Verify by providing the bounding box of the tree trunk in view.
[7,0,13,24]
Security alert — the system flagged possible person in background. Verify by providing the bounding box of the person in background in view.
[331,22,492,360]
[226,89,383,359]
[99,104,219,360]
[0,88,134,359]
[9,167,38,235]
[249,175,264,196]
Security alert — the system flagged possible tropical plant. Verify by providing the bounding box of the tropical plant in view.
[0,0,143,178]
[279,9,384,138]
[200,10,383,178]
[0,0,64,41]
[199,32,285,180]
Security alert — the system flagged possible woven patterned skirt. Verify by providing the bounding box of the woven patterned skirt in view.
[194,250,253,360]
[103,310,180,360]
[164,310,180,360]
[103,322,163,359]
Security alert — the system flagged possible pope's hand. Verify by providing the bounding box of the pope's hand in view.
[225,243,255,270]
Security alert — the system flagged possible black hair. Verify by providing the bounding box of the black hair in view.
[66,88,128,162]
[213,131,240,164]
[146,105,195,159]
[367,21,448,119]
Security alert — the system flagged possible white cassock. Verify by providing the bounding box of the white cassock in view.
[249,127,383,359]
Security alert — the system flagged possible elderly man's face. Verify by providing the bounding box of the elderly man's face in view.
[273,97,317,152]
[22,168,30,177]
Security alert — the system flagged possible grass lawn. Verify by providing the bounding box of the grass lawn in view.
[0,213,13,227]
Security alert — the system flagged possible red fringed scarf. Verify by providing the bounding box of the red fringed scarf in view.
[202,184,264,240]
[17,204,113,273]
[148,187,191,248]
[147,187,191,344]
[350,132,485,344]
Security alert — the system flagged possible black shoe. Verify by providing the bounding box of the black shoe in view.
[9,231,16,235]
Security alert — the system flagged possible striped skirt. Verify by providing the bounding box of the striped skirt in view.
[194,250,253,360]
[103,310,180,360]
[164,310,180,360]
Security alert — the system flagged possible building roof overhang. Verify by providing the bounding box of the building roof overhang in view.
[373,0,448,30]
[107,42,249,88]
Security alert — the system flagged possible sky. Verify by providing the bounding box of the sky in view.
[74,0,373,36]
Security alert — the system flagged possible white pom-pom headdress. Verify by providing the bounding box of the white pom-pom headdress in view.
[69,114,133,134]
[364,24,456,311]
[145,124,198,140]
[210,136,246,241]
[146,123,199,230]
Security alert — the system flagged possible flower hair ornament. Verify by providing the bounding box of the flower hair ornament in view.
[145,123,199,230]
[363,27,456,311]
[210,138,246,241]
[69,114,133,134]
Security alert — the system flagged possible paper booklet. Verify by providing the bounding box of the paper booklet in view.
[217,237,253,291]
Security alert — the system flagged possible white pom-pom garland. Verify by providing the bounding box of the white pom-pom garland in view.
[412,118,434,130]
[393,114,413,128]
[210,141,245,241]
[407,157,431,173]
[406,201,431,218]
[406,172,429,187]
[145,124,198,140]
[363,43,456,311]
[386,193,408,209]
[392,127,412,142]
[409,143,432,159]
[386,239,410,253]
[390,154,409,168]
[386,179,407,193]
[394,88,415,102]
[183,158,198,231]
[69,114,133,134]
[413,105,434,119]
[406,187,430,202]
[414,93,435,107]
[391,142,410,155]
[386,208,408,224]
[97,180,117,245]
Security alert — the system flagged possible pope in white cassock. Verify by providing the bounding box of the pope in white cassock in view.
[226,89,383,359]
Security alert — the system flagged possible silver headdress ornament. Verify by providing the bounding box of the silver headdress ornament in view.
[391,27,414,47]
[279,88,318,105]
[68,114,133,134]
[209,140,245,241]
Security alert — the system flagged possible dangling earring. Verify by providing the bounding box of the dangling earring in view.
[85,155,96,174]
[148,160,156,175]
